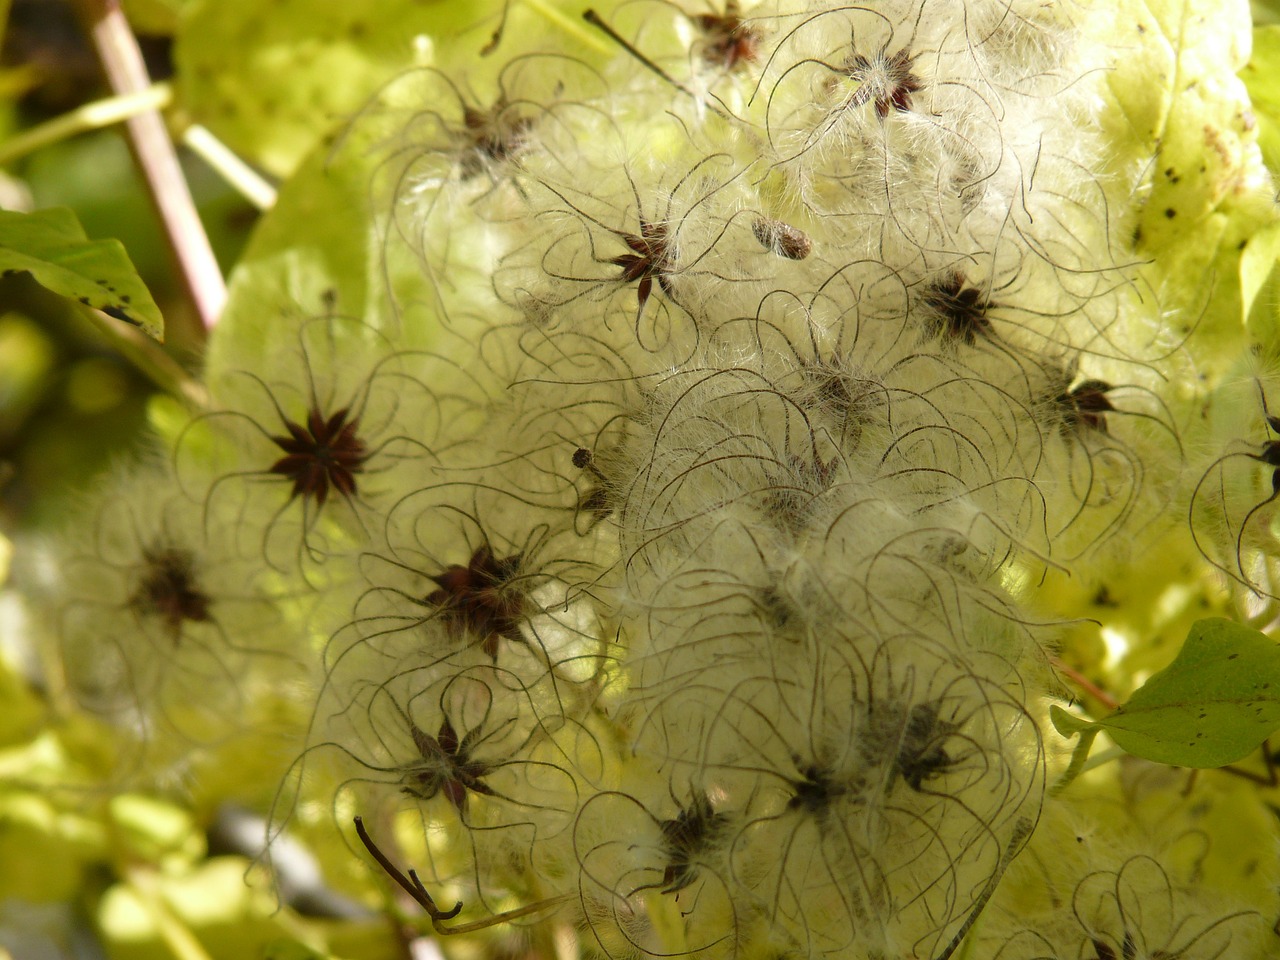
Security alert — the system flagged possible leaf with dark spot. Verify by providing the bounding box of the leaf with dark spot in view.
[0,207,163,339]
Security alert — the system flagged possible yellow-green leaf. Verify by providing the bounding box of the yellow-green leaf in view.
[174,0,621,179]
[175,0,502,179]
[1240,219,1280,321]
[1243,24,1280,175]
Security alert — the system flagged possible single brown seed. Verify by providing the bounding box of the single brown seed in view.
[752,217,812,260]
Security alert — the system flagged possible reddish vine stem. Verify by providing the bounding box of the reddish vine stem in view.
[1049,655,1119,711]
[74,0,225,339]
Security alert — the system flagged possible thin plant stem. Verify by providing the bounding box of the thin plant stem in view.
[582,8,729,120]
[122,867,217,960]
[1079,744,1126,774]
[80,303,208,410]
[483,0,611,58]
[1049,654,1119,710]
[0,83,172,167]
[181,124,277,210]
[74,0,225,337]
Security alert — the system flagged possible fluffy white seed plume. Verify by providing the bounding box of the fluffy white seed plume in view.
[41,0,1277,957]
[302,0,1143,953]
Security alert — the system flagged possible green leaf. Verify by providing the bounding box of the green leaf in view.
[205,137,375,381]
[1099,618,1280,767]
[1049,705,1096,739]
[109,794,205,870]
[1243,25,1280,176]
[1240,219,1280,321]
[1049,706,1100,742]
[0,207,164,340]
[0,793,88,902]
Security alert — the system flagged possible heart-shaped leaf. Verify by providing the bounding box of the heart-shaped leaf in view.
[1098,617,1280,767]
[1053,617,1280,792]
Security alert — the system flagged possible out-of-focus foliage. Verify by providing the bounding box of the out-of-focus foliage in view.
[174,0,615,179]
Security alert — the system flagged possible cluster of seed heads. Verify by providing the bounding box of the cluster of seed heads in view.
[40,1,1280,959]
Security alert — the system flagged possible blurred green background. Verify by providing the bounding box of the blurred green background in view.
[0,0,254,531]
